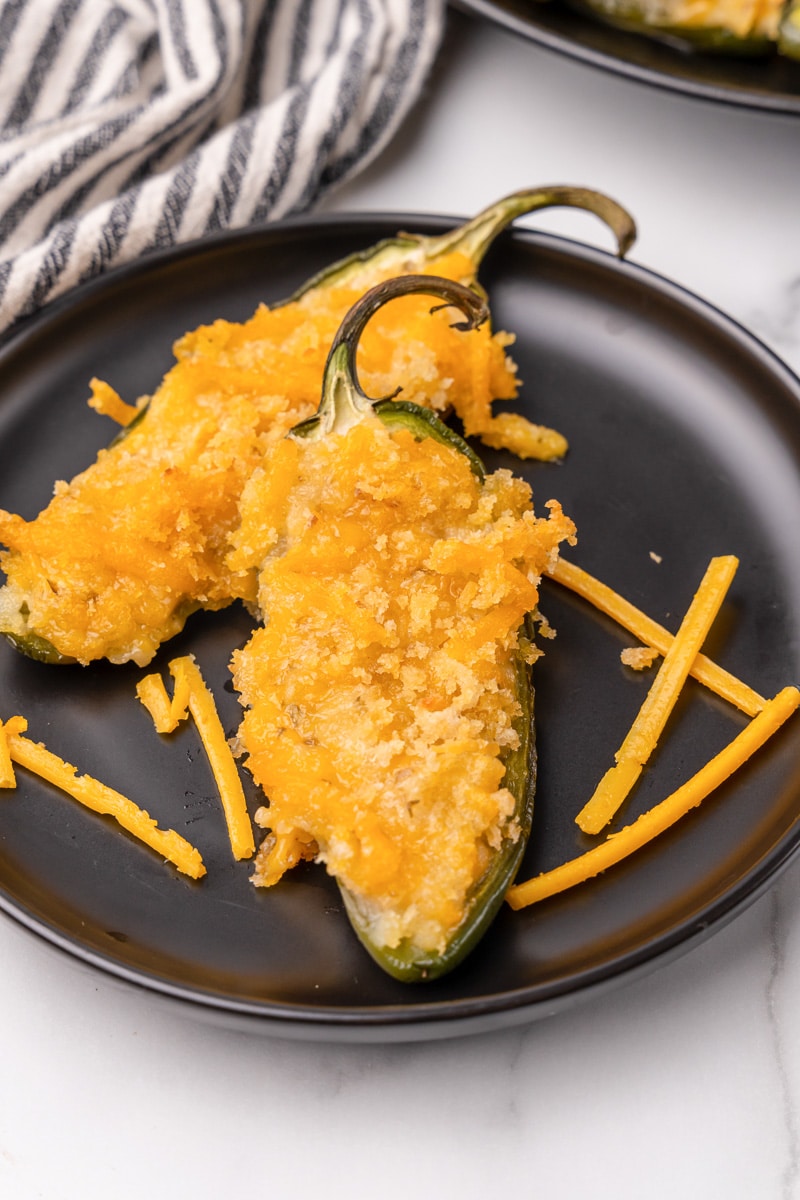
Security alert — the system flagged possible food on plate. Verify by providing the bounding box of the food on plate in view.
[230,275,575,981]
[547,557,765,716]
[1,192,797,987]
[574,554,738,834]
[504,552,800,909]
[507,685,800,908]
[0,714,205,878]
[137,654,255,861]
[0,187,635,669]
[563,0,800,58]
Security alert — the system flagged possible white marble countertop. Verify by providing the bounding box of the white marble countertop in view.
[3,9,800,1199]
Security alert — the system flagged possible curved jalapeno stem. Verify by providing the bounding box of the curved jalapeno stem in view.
[289,274,536,982]
[290,273,488,479]
[416,185,637,266]
[289,186,636,306]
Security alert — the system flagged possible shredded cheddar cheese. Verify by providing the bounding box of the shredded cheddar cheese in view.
[0,715,22,787]
[576,555,738,834]
[136,667,190,734]
[0,715,205,878]
[474,411,568,462]
[137,654,254,861]
[87,378,140,426]
[507,686,800,909]
[547,557,766,717]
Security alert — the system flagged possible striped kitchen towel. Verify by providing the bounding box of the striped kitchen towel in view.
[0,0,444,334]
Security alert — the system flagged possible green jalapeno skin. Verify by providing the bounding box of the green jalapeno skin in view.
[779,0,800,58]
[570,0,778,54]
[286,275,538,982]
[371,399,485,481]
[1,629,76,666]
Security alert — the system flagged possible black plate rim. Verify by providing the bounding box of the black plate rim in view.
[2,210,800,1041]
[4,820,799,1041]
[453,0,800,115]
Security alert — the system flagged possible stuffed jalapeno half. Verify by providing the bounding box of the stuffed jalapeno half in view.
[230,276,576,981]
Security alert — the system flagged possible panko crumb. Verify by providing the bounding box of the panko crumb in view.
[480,412,568,462]
[534,609,557,640]
[621,645,659,671]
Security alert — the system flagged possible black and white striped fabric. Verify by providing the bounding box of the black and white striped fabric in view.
[0,0,444,334]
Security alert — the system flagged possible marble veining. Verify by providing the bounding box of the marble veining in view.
[747,273,800,370]
[768,885,800,1200]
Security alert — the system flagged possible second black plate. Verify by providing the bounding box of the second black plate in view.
[1,212,800,1040]
[456,0,800,113]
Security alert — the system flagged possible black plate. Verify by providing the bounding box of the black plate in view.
[1,213,800,1042]
[455,0,800,113]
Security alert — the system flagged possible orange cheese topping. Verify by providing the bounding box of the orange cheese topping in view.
[231,418,574,954]
[0,254,527,667]
[0,364,259,665]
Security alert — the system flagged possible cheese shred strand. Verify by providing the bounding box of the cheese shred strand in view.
[546,557,765,717]
[575,555,739,834]
[138,655,255,861]
[1,719,205,878]
[507,686,800,910]
[0,717,19,787]
[136,670,188,733]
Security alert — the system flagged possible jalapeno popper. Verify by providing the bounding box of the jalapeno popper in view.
[568,0,798,58]
[0,187,632,668]
[230,276,575,981]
